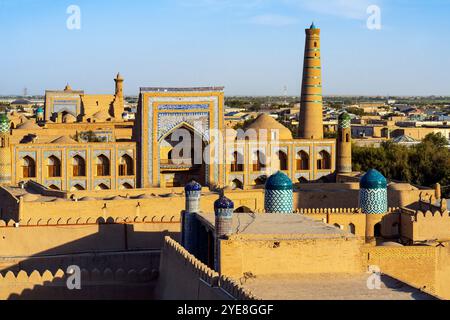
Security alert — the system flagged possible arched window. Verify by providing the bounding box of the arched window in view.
[296,151,310,171]
[121,183,133,190]
[374,223,382,237]
[234,206,253,213]
[232,179,243,190]
[96,155,110,177]
[349,223,356,235]
[252,151,266,172]
[317,151,331,170]
[47,156,61,178]
[255,176,267,186]
[119,154,134,176]
[22,156,36,178]
[72,155,86,177]
[277,151,288,171]
[334,224,342,230]
[96,183,109,190]
[314,42,318,48]
[231,152,244,172]
[71,184,85,191]
[346,133,350,143]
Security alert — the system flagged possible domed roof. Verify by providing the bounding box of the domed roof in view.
[185,180,202,192]
[36,107,44,113]
[265,171,293,191]
[360,169,387,189]
[214,195,234,210]
[310,22,317,29]
[246,114,293,140]
[63,113,77,123]
[64,84,72,92]
[17,121,42,130]
[338,112,351,121]
[0,113,9,123]
[92,110,111,121]
[11,99,32,105]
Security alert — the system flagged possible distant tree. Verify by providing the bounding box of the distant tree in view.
[353,134,450,198]
[346,107,366,117]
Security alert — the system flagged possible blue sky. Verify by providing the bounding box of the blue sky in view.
[0,0,449,96]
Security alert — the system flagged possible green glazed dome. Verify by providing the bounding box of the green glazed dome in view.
[265,171,293,191]
[360,169,387,190]
[0,113,10,133]
[338,112,351,121]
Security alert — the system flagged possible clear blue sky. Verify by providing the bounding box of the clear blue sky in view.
[0,0,449,96]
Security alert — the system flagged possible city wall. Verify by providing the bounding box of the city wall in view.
[364,246,450,300]
[219,236,365,279]
[0,267,157,300]
[156,237,257,300]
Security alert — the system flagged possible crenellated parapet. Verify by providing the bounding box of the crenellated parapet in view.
[0,215,180,227]
[162,237,259,300]
[295,207,400,215]
[164,236,219,287]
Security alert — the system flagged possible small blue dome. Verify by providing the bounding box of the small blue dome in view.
[36,107,44,113]
[214,195,234,210]
[265,171,293,191]
[360,169,387,189]
[185,180,202,192]
[310,22,317,29]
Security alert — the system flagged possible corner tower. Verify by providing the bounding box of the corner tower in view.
[299,22,324,140]
[0,113,12,185]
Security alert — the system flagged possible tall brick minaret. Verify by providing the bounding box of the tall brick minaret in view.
[299,22,324,140]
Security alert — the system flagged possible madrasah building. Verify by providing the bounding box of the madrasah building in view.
[0,23,346,192]
[0,24,448,300]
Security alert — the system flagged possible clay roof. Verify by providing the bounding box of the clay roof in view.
[51,136,78,144]
[17,121,42,130]
[92,110,111,121]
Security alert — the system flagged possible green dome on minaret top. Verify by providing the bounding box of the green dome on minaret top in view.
[0,113,10,133]
[339,112,351,121]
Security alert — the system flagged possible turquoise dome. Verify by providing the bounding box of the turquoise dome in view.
[36,107,44,113]
[185,180,202,192]
[265,171,293,191]
[360,169,387,190]
[310,22,317,29]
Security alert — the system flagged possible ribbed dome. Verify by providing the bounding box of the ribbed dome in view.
[246,114,293,140]
[185,180,202,192]
[265,171,293,191]
[360,169,387,189]
[214,195,234,210]
[0,113,9,132]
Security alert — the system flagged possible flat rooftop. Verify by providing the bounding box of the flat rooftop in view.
[242,274,436,300]
[197,212,352,240]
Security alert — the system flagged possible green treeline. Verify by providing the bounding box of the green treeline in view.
[353,133,450,198]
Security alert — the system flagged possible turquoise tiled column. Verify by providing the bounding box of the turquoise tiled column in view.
[359,169,388,214]
[264,171,294,214]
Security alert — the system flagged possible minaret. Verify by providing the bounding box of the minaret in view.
[113,73,125,118]
[299,22,324,140]
[0,113,12,186]
[337,112,352,173]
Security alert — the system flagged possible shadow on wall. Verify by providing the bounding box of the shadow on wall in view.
[0,223,181,300]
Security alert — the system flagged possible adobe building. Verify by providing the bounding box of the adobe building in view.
[0,23,449,300]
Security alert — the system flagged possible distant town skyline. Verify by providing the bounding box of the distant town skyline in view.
[0,0,449,96]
